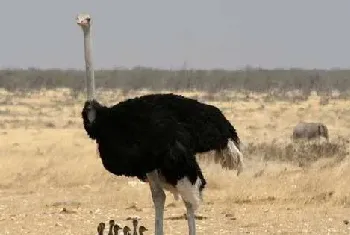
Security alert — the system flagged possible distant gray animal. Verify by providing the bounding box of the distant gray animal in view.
[292,122,329,141]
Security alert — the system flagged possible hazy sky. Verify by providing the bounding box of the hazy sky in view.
[1,0,350,70]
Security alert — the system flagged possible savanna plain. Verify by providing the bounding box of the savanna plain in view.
[1,88,350,235]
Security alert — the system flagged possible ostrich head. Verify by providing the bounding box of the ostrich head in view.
[76,13,91,31]
[81,99,105,139]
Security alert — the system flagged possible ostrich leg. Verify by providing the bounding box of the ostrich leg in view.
[184,201,196,235]
[147,171,166,235]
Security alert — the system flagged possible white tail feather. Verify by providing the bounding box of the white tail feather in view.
[215,139,244,176]
[226,139,244,175]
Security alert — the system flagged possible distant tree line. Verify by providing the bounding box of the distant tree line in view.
[1,67,350,96]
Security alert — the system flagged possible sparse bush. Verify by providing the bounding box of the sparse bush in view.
[244,138,348,166]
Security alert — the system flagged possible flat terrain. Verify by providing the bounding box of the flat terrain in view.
[1,89,350,234]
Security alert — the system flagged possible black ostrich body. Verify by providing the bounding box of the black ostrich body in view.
[82,94,209,190]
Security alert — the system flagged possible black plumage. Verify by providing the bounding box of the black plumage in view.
[82,94,207,190]
[136,93,241,153]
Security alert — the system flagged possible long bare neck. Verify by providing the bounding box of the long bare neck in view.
[83,27,95,101]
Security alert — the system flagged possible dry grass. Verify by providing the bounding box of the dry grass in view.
[1,88,350,234]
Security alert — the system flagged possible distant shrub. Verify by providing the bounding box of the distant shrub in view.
[244,138,348,167]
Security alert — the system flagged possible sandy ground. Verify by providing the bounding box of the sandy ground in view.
[1,89,350,234]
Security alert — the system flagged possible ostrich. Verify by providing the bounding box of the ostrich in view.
[132,218,138,235]
[76,13,243,235]
[139,226,148,235]
[123,226,131,235]
[97,222,105,235]
[108,220,115,235]
[114,224,122,235]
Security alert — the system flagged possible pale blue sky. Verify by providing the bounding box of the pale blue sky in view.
[1,0,350,70]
